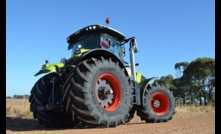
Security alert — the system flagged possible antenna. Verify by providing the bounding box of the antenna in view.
[105,18,110,26]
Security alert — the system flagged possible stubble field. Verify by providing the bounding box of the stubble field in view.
[6,98,215,134]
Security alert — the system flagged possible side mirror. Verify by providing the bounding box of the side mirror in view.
[130,38,139,53]
[121,45,126,57]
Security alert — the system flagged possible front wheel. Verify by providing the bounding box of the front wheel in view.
[137,85,175,123]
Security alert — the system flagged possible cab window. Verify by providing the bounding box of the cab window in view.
[100,34,123,60]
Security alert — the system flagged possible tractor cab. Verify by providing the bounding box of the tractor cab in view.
[66,24,126,61]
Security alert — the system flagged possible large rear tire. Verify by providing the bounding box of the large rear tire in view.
[137,84,175,123]
[29,73,73,127]
[65,57,133,127]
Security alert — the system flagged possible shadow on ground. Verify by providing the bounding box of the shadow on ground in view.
[6,117,74,131]
[6,116,148,131]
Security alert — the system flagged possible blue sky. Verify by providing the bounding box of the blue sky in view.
[6,0,215,97]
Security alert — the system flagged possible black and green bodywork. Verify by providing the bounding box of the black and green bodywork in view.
[34,24,158,107]
[30,22,175,128]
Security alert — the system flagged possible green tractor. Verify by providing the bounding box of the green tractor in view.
[29,18,175,128]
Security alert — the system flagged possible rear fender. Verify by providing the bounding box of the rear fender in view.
[68,49,90,61]
[34,63,64,76]
[85,49,129,77]
[68,49,129,76]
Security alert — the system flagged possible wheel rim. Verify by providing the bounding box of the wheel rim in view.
[95,73,122,111]
[151,92,169,115]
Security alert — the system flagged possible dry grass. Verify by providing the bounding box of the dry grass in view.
[6,98,33,118]
[6,98,215,120]
[6,98,215,133]
[166,104,215,121]
[175,104,215,113]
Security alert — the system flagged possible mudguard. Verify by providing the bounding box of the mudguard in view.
[68,48,128,76]
[68,49,90,61]
[34,62,64,76]
[139,77,159,104]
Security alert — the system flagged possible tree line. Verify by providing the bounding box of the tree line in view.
[155,57,215,106]
[6,94,30,99]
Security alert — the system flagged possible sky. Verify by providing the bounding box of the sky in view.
[6,0,215,97]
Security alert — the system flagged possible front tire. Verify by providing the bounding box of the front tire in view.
[65,57,133,127]
[137,85,175,123]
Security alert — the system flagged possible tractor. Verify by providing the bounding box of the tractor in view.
[29,18,175,128]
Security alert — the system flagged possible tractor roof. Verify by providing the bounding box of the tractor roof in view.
[66,24,126,45]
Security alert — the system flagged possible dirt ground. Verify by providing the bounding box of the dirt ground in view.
[6,106,215,134]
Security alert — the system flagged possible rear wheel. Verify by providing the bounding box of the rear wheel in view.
[137,85,175,123]
[65,57,133,127]
[29,73,73,127]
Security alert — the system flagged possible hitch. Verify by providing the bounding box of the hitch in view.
[30,102,64,112]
